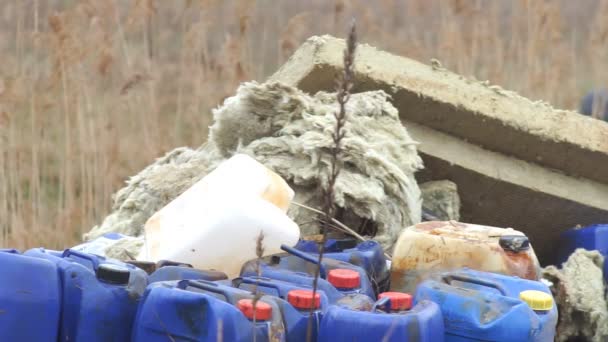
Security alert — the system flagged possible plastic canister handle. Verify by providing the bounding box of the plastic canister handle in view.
[62,249,100,270]
[177,279,239,304]
[235,276,297,295]
[280,244,327,278]
[442,273,508,296]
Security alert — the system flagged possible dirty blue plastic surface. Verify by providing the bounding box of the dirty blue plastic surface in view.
[558,224,608,281]
[295,238,390,293]
[70,232,129,257]
[148,265,228,283]
[24,248,148,342]
[0,250,61,341]
[241,244,376,301]
[295,238,358,254]
[415,268,558,342]
[0,248,20,253]
[580,88,608,121]
[232,276,328,303]
[132,279,285,342]
[318,297,444,342]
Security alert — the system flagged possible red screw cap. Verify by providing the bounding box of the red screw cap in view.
[378,292,413,311]
[237,299,272,321]
[327,269,361,289]
[287,290,321,309]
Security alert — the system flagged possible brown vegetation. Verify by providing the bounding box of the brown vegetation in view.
[1,0,606,249]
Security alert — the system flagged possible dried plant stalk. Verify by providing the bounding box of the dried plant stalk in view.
[307,19,357,342]
[252,230,264,342]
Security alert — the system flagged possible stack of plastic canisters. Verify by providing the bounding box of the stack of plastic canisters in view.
[0,233,561,342]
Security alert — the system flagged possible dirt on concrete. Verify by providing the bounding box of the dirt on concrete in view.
[270,35,608,265]
[271,35,608,185]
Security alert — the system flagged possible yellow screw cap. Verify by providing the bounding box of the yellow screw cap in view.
[519,290,553,311]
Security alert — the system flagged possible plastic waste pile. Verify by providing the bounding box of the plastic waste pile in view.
[9,154,600,342]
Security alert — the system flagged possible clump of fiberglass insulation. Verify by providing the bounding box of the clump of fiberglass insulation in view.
[85,81,423,257]
[542,249,608,342]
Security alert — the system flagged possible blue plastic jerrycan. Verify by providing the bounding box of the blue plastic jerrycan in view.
[318,291,444,342]
[415,268,558,342]
[231,276,334,342]
[557,224,608,282]
[241,244,376,301]
[295,238,390,294]
[24,248,148,342]
[148,260,228,283]
[0,249,61,341]
[0,248,21,253]
[132,279,286,342]
[558,224,608,276]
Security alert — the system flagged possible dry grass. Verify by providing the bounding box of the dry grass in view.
[1,0,607,250]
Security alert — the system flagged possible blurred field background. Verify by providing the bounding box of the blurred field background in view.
[1,0,607,249]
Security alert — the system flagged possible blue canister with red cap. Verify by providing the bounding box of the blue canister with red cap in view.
[240,244,375,302]
[131,279,285,341]
[318,291,444,341]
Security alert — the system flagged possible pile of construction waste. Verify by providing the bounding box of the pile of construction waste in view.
[77,35,608,341]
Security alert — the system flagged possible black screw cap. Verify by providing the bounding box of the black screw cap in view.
[499,235,530,253]
[96,263,130,285]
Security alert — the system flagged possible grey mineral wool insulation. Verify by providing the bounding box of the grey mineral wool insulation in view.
[84,81,424,256]
[543,249,608,342]
[420,180,460,221]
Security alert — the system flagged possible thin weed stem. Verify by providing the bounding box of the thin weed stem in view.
[306,19,357,342]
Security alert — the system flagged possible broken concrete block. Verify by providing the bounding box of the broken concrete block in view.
[270,35,608,264]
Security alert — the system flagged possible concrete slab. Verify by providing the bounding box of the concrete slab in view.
[270,35,608,264]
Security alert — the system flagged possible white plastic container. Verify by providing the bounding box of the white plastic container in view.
[390,221,541,293]
[136,154,300,277]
